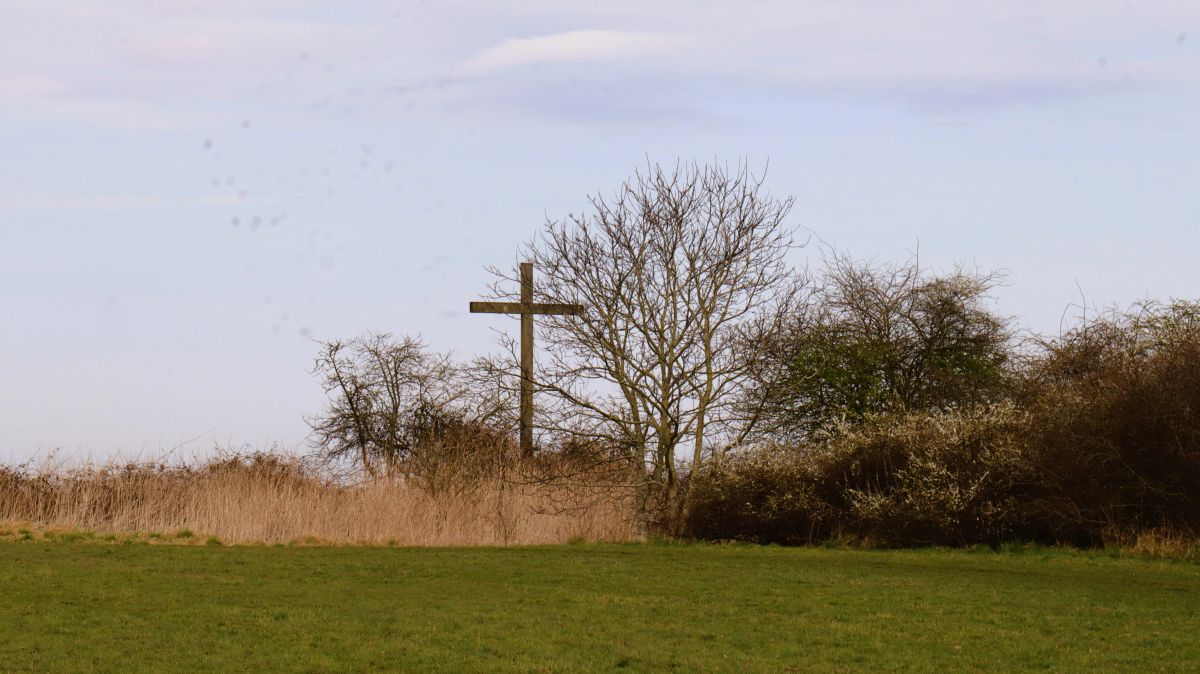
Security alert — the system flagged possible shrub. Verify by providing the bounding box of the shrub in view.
[689,300,1200,548]
[1016,300,1200,544]
[685,444,830,545]
[686,405,1034,546]
[401,406,519,496]
[821,404,1033,546]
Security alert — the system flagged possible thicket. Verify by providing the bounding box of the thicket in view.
[302,258,1200,549]
[685,299,1200,547]
[298,161,1198,549]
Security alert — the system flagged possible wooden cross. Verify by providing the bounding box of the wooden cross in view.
[470,262,584,456]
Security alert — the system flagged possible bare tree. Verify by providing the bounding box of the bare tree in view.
[307,333,513,480]
[487,161,798,525]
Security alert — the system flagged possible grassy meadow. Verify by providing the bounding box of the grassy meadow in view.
[2,537,1198,673]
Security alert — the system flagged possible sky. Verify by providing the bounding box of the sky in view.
[1,0,1198,462]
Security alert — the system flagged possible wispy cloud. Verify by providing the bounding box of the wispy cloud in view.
[0,1,1197,131]
[460,30,689,75]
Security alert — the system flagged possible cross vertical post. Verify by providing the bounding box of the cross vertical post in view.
[469,262,585,457]
[519,262,534,455]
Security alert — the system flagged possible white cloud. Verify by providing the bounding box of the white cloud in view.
[445,1,1200,115]
[459,29,689,74]
[0,1,1197,131]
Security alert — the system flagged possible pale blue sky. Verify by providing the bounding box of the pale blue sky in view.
[2,1,1197,461]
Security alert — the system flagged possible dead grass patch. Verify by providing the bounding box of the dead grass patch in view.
[0,453,637,546]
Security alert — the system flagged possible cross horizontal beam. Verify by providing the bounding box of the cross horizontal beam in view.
[469,301,584,316]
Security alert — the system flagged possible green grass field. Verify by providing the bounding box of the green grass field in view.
[1,540,1198,673]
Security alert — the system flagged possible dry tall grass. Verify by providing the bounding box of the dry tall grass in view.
[1101,526,1200,561]
[0,453,638,546]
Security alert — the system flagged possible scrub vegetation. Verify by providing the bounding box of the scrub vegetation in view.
[295,162,1200,549]
[6,161,1198,551]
